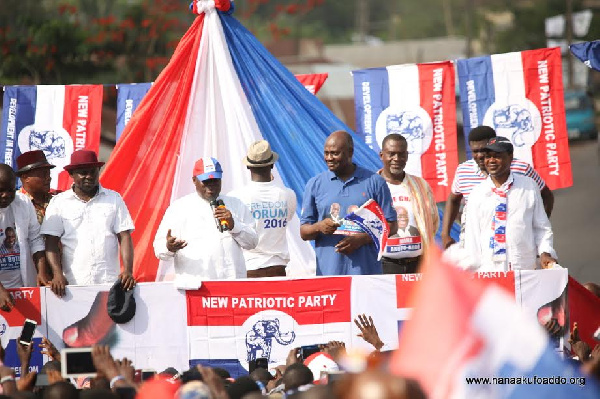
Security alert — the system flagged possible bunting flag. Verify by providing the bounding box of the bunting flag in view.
[99,0,379,281]
[391,249,599,399]
[456,48,573,190]
[344,199,389,260]
[115,74,328,141]
[352,62,459,202]
[570,40,600,71]
[0,85,103,191]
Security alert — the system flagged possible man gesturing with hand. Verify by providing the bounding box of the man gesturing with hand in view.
[153,158,257,289]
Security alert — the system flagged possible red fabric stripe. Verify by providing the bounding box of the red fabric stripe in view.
[100,16,206,282]
[294,73,328,95]
[522,48,573,189]
[568,276,600,348]
[61,85,103,191]
[417,62,458,202]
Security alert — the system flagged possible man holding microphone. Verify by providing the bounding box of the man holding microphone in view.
[153,157,258,288]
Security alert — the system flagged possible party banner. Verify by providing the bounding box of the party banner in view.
[456,48,572,189]
[353,62,458,202]
[187,277,352,376]
[0,85,103,191]
[0,287,45,377]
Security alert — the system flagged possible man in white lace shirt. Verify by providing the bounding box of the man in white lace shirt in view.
[464,137,557,271]
[153,157,258,288]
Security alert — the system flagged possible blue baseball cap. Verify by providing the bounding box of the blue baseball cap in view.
[193,157,223,181]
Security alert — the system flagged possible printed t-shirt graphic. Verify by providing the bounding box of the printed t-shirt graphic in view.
[0,209,21,288]
[384,183,422,258]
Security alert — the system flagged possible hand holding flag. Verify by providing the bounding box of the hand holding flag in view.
[344,199,389,260]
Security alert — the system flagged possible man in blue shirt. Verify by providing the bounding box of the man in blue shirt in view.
[300,130,397,275]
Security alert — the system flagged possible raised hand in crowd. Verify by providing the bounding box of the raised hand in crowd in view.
[569,322,591,361]
[0,365,17,394]
[115,357,137,386]
[544,318,563,339]
[91,345,133,391]
[197,365,229,399]
[17,342,34,376]
[354,314,384,351]
[39,336,61,362]
[286,347,302,366]
[321,340,347,360]
[166,229,187,253]
[0,286,15,312]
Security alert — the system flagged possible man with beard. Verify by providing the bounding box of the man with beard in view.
[41,150,135,297]
[300,130,397,275]
[378,134,438,274]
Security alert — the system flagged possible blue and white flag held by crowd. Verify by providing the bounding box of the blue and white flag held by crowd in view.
[570,40,600,71]
[344,199,389,260]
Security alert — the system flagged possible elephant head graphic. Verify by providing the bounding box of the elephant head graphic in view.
[245,318,295,362]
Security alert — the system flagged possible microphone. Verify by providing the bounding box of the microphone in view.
[209,200,223,232]
[216,199,230,231]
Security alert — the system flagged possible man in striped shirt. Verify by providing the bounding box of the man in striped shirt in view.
[441,126,554,248]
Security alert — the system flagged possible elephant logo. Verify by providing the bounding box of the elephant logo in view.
[18,125,74,167]
[483,100,541,149]
[245,318,295,362]
[375,106,433,155]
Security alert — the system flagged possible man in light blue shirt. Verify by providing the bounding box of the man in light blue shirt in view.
[300,130,397,275]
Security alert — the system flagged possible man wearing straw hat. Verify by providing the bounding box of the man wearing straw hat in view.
[229,140,297,278]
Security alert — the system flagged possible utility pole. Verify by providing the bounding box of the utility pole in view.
[565,0,574,89]
[355,0,369,42]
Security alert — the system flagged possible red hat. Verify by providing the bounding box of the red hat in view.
[15,150,55,176]
[63,150,105,172]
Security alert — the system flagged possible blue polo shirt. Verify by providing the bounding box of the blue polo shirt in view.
[300,165,396,275]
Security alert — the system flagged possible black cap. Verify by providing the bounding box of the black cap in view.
[107,280,136,324]
[485,136,514,153]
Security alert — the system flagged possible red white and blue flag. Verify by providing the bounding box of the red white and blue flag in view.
[352,62,459,202]
[344,199,389,260]
[456,48,573,190]
[186,278,352,377]
[391,250,599,398]
[0,85,103,191]
[99,0,381,281]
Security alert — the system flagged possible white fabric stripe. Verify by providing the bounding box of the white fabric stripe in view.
[34,85,65,128]
[387,65,422,176]
[491,52,526,100]
[35,85,65,190]
[490,52,534,165]
[387,64,420,108]
[156,11,316,279]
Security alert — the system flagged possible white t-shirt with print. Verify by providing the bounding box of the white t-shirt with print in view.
[0,208,22,288]
[383,181,423,259]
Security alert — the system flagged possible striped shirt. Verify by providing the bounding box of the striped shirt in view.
[451,159,545,203]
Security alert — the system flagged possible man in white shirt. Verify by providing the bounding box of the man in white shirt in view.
[153,157,258,288]
[0,164,45,310]
[228,140,296,278]
[464,137,557,271]
[41,151,136,297]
